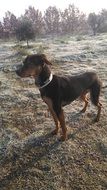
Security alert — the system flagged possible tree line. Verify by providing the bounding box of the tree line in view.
[0,4,107,42]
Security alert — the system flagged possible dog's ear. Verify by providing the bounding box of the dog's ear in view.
[41,54,52,65]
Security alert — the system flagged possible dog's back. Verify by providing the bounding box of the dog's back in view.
[55,72,101,104]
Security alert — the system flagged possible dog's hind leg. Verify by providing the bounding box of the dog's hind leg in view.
[94,102,102,122]
[90,79,102,122]
[42,97,60,135]
[80,92,89,113]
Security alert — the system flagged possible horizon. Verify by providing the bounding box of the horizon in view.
[0,0,107,20]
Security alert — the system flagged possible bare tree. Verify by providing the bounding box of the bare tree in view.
[88,13,102,35]
[60,4,80,34]
[77,13,89,34]
[44,6,60,35]
[0,22,4,38]
[3,11,18,38]
[98,9,107,33]
[24,6,44,36]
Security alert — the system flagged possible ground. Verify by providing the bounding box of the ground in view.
[0,34,107,190]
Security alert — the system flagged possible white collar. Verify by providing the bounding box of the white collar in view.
[38,73,53,89]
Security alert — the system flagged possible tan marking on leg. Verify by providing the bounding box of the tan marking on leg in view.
[42,97,60,135]
[95,102,102,122]
[44,108,50,117]
[80,92,89,113]
[58,109,67,141]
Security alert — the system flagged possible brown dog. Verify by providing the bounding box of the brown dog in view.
[16,54,102,141]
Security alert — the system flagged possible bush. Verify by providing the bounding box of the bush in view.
[15,19,35,47]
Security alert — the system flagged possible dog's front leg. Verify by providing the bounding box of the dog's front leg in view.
[42,97,60,135]
[58,109,67,141]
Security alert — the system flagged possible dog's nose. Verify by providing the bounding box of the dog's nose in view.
[15,64,23,76]
[16,69,20,76]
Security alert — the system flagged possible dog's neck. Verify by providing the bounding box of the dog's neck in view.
[35,64,53,89]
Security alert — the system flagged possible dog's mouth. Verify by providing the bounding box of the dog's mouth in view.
[16,69,36,78]
[16,69,28,78]
[16,69,21,76]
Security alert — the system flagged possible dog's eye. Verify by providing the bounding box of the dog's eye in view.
[16,63,23,70]
[30,62,33,65]
[25,64,29,68]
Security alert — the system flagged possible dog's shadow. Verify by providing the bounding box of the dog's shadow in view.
[0,132,68,188]
[66,110,96,140]
[0,110,96,188]
[68,111,82,121]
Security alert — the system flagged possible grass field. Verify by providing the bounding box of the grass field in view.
[0,34,107,190]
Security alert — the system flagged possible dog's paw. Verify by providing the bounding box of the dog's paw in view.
[59,135,67,141]
[51,129,58,135]
[80,108,86,113]
[93,117,99,123]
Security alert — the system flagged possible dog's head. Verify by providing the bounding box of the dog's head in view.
[16,54,52,78]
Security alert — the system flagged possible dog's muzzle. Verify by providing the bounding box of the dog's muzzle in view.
[15,64,23,76]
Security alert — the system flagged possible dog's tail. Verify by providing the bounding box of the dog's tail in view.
[90,78,102,106]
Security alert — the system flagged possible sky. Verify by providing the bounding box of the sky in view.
[0,0,107,20]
